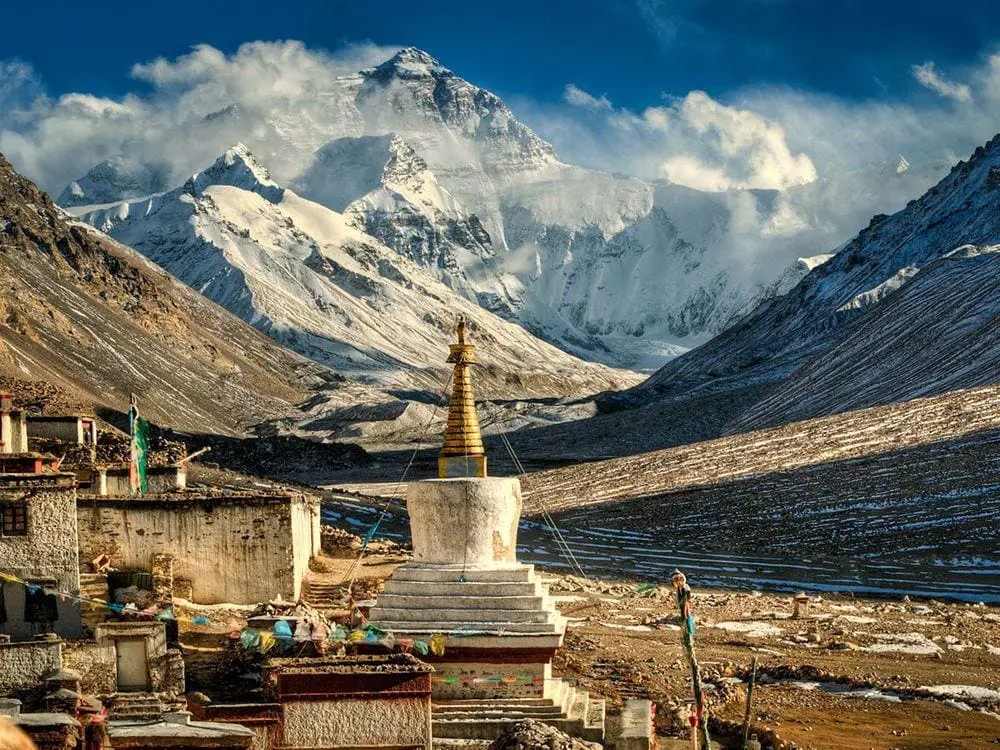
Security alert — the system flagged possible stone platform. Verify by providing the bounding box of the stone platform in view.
[369,563,602,739]
[370,564,564,642]
[367,470,603,741]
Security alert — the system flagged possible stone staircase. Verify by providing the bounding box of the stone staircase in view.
[79,573,109,635]
[106,693,163,720]
[368,565,564,637]
[301,577,343,607]
[431,679,605,741]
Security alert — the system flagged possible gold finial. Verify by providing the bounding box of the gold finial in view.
[439,318,487,478]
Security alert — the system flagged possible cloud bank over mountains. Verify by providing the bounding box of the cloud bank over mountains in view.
[525,54,1000,196]
[0,40,995,202]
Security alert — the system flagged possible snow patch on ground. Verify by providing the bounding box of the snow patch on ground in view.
[712,621,784,638]
[918,685,1000,703]
[862,632,942,655]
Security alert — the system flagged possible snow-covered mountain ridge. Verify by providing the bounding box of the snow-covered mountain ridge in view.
[603,131,1000,438]
[75,145,637,398]
[54,47,951,372]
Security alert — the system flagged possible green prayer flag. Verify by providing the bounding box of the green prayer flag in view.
[129,405,149,496]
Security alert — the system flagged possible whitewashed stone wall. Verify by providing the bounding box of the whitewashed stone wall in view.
[281,697,430,749]
[77,494,320,604]
[27,417,84,444]
[0,412,27,454]
[0,640,62,694]
[0,475,82,640]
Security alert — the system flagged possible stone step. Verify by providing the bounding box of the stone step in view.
[390,566,536,583]
[430,684,603,742]
[370,607,555,624]
[433,697,562,708]
[384,580,544,597]
[434,705,564,719]
[376,593,550,611]
[369,620,564,635]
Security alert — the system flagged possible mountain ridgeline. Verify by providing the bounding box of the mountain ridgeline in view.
[0,152,328,434]
[56,48,948,373]
[597,132,1000,446]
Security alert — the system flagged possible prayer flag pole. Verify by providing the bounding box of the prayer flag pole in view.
[673,569,711,750]
[128,393,149,497]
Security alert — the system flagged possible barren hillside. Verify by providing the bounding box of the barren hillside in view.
[517,385,1000,599]
[0,152,333,434]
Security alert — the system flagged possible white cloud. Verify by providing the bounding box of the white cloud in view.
[647,91,818,190]
[0,40,400,195]
[661,154,733,191]
[912,61,972,103]
[563,84,612,111]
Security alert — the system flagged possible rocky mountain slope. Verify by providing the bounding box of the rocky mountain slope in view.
[595,133,1000,441]
[516,384,1000,601]
[0,151,331,434]
[75,145,636,398]
[51,48,949,372]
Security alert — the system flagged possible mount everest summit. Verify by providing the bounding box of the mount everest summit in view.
[61,48,949,374]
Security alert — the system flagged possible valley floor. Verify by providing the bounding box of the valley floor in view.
[548,575,1000,749]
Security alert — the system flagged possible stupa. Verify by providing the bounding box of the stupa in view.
[368,320,605,741]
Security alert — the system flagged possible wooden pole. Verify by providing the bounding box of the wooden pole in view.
[741,656,759,749]
[673,569,711,750]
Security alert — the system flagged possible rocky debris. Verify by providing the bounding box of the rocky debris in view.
[320,525,409,558]
[0,375,92,415]
[181,433,369,481]
[488,719,600,750]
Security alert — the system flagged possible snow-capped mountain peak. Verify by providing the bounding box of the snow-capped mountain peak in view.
[71,148,634,396]
[186,143,282,201]
[365,47,449,80]
[56,156,171,207]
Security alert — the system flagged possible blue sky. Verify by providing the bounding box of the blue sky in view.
[2,0,997,111]
[2,0,1000,200]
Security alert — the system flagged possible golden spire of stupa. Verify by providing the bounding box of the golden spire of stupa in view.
[439,318,487,478]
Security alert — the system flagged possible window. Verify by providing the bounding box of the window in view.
[1,504,27,536]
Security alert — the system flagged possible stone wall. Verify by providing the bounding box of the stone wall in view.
[77,494,320,604]
[101,467,186,497]
[0,640,62,695]
[28,417,84,443]
[0,412,28,454]
[27,418,84,444]
[289,494,320,600]
[281,697,430,749]
[60,641,115,695]
[0,475,81,640]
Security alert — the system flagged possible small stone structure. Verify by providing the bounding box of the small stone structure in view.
[614,699,656,750]
[77,491,321,604]
[88,465,187,496]
[26,415,97,446]
[6,708,80,750]
[108,711,253,748]
[188,699,282,750]
[90,622,185,698]
[368,324,604,741]
[191,654,433,750]
[0,473,82,640]
[0,395,29,454]
[264,655,433,750]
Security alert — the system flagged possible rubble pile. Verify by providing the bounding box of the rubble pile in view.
[320,525,410,558]
[489,719,601,750]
